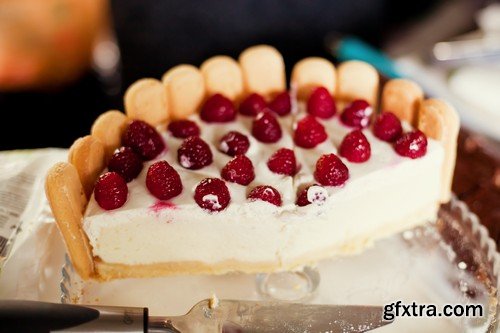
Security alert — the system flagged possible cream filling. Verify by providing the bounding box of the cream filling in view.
[83,103,444,266]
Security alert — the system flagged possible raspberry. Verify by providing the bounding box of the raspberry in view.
[252,111,282,143]
[146,161,183,200]
[200,94,236,123]
[108,147,143,182]
[339,130,371,163]
[194,178,230,212]
[177,136,213,169]
[122,120,165,160]
[219,131,250,156]
[167,120,200,138]
[239,93,267,116]
[248,185,282,206]
[314,154,349,186]
[221,155,255,185]
[94,172,128,210]
[307,87,336,119]
[269,91,291,116]
[267,148,297,176]
[294,115,328,148]
[341,99,373,128]
[394,130,428,159]
[296,184,328,207]
[373,112,403,142]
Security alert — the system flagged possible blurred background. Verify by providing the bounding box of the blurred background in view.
[0,0,498,236]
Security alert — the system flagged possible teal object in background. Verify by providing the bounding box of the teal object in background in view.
[334,36,402,79]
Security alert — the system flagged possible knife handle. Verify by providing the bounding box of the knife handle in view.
[0,300,147,332]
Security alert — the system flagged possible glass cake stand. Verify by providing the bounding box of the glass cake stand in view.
[61,198,499,332]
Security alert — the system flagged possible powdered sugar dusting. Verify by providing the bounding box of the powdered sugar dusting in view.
[307,185,328,205]
[179,155,193,168]
[203,194,221,210]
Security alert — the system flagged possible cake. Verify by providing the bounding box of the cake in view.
[45,45,459,280]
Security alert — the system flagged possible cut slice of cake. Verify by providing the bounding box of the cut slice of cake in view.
[45,45,459,280]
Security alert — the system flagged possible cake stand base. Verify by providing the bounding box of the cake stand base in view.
[255,266,320,302]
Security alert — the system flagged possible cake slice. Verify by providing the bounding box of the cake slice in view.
[45,45,459,280]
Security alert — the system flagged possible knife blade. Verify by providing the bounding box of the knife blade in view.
[152,299,394,333]
[0,299,393,332]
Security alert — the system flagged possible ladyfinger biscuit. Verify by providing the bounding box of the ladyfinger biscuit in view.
[418,99,460,202]
[239,45,286,98]
[291,57,336,100]
[90,110,129,161]
[45,162,94,279]
[124,78,169,126]
[382,79,424,126]
[162,65,206,119]
[337,61,379,107]
[68,135,106,199]
[200,56,244,101]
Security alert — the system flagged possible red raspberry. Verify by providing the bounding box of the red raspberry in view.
[267,148,297,176]
[194,178,231,212]
[219,131,250,156]
[221,155,255,185]
[248,185,282,206]
[94,172,128,210]
[146,161,183,200]
[294,115,328,148]
[394,130,428,159]
[167,120,200,138]
[122,120,165,160]
[341,99,373,128]
[252,111,282,143]
[239,93,267,116]
[373,112,403,142]
[108,147,144,182]
[307,87,336,119]
[269,91,291,116]
[200,94,236,123]
[296,184,328,207]
[314,154,349,186]
[339,130,371,163]
[177,136,213,169]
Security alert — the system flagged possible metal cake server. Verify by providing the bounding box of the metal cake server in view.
[0,299,394,332]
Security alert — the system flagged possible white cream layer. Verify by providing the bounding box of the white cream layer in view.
[83,103,444,267]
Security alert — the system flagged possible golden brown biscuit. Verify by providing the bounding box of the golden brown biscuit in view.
[162,65,206,119]
[200,56,244,101]
[382,79,424,126]
[45,162,94,280]
[418,99,460,202]
[291,57,336,100]
[90,110,129,160]
[239,45,286,98]
[124,78,169,126]
[68,135,106,199]
[337,61,379,108]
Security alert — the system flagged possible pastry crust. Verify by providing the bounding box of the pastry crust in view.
[162,64,206,120]
[239,45,286,98]
[200,56,244,101]
[45,163,94,279]
[337,60,379,107]
[291,57,336,100]
[418,99,460,202]
[90,110,129,161]
[382,79,424,126]
[68,136,106,199]
[124,78,169,126]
